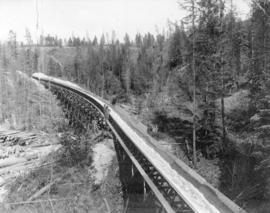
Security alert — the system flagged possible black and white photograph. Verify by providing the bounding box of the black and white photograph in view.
[0,0,268,212]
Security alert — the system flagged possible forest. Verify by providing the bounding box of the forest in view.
[0,0,270,212]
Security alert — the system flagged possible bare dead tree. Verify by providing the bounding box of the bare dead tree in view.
[192,0,197,168]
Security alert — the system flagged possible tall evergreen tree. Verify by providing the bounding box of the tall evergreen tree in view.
[99,34,106,97]
[168,25,183,69]
[249,0,270,108]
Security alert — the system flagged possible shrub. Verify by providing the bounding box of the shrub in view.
[60,133,93,166]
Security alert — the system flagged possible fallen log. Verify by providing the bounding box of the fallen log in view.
[0,160,35,176]
[0,157,27,169]
[27,177,62,202]
[30,143,60,148]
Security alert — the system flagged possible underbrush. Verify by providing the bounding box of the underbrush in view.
[218,136,270,213]
[59,132,93,167]
[2,132,123,213]
[148,123,221,188]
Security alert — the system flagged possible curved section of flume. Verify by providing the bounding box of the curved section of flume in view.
[32,73,246,213]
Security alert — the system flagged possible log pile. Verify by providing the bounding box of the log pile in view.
[0,130,38,146]
[0,129,61,203]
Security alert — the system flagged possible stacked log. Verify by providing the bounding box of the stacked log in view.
[0,130,38,146]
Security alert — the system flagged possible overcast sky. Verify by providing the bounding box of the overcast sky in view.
[0,0,251,42]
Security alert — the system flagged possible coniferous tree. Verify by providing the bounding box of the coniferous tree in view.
[25,28,33,46]
[122,34,131,97]
[8,30,18,60]
[135,33,143,47]
[168,25,183,69]
[249,0,270,109]
[92,36,98,46]
[99,34,106,97]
